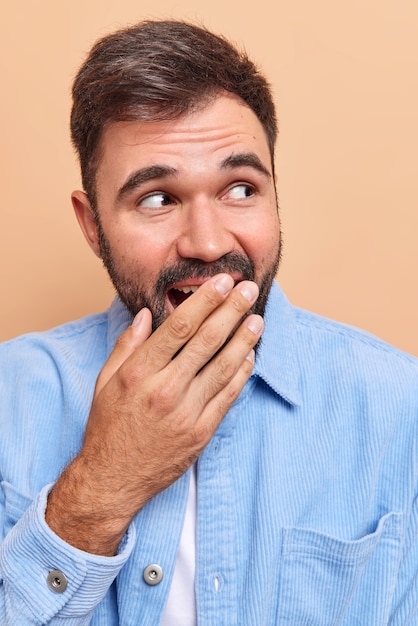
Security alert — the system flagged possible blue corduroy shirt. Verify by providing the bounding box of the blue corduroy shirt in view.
[1,281,417,624]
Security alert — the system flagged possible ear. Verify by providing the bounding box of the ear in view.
[71,190,101,258]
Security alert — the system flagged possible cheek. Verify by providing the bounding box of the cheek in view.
[243,220,280,263]
[109,228,173,279]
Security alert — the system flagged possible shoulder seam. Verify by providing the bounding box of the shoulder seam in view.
[294,309,418,367]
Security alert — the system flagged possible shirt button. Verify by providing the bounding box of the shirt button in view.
[143,564,164,586]
[47,569,68,593]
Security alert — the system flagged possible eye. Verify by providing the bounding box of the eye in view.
[137,192,176,209]
[223,183,255,200]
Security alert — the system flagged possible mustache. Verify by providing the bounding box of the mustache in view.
[155,252,255,294]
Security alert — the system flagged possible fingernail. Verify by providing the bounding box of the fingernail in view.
[246,315,264,335]
[237,281,259,302]
[214,274,234,295]
[132,309,145,327]
[246,349,255,364]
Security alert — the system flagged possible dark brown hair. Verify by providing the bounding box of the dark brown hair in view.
[70,19,278,206]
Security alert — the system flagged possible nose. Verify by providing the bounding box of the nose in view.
[175,200,236,262]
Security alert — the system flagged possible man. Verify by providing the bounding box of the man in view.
[0,19,417,625]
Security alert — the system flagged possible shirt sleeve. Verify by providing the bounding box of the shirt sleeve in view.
[0,484,136,625]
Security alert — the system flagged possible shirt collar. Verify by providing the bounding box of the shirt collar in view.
[105,280,301,407]
[253,281,301,407]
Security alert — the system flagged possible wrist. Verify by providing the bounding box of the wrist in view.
[45,456,133,556]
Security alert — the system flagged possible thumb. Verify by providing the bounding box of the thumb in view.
[95,308,152,394]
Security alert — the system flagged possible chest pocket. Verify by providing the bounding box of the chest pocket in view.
[275,512,403,625]
[1,480,33,537]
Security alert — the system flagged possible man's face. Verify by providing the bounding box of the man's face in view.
[74,93,281,330]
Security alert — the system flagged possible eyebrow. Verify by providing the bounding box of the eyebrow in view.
[116,151,271,203]
[220,152,272,179]
[117,165,177,202]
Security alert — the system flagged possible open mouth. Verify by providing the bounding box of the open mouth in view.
[166,275,243,311]
[167,285,199,309]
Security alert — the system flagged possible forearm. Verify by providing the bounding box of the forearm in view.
[45,454,138,557]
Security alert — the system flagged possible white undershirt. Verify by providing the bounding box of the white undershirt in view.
[161,465,197,626]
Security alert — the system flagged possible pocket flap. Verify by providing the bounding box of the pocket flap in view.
[277,512,403,624]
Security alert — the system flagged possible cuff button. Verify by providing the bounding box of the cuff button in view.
[143,564,164,586]
[47,569,68,593]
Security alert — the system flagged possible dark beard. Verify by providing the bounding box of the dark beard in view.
[96,217,282,334]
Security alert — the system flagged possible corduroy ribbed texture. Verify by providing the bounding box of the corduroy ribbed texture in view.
[1,282,417,624]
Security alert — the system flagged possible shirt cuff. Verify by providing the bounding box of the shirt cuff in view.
[0,483,136,622]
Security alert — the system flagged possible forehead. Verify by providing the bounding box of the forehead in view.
[96,94,273,184]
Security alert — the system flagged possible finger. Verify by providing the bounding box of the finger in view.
[131,273,236,370]
[167,281,260,379]
[191,339,258,445]
[95,308,152,394]
[191,313,264,403]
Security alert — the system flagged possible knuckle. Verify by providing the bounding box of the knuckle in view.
[224,389,238,411]
[170,410,191,433]
[168,313,194,340]
[214,354,236,381]
[113,334,126,349]
[235,319,260,349]
[202,284,224,308]
[191,421,212,447]
[119,362,142,389]
[199,325,222,350]
[221,379,242,409]
[242,327,259,349]
[228,292,249,314]
[148,382,178,413]
[199,356,238,403]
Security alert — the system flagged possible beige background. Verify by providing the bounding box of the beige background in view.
[1,0,417,355]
